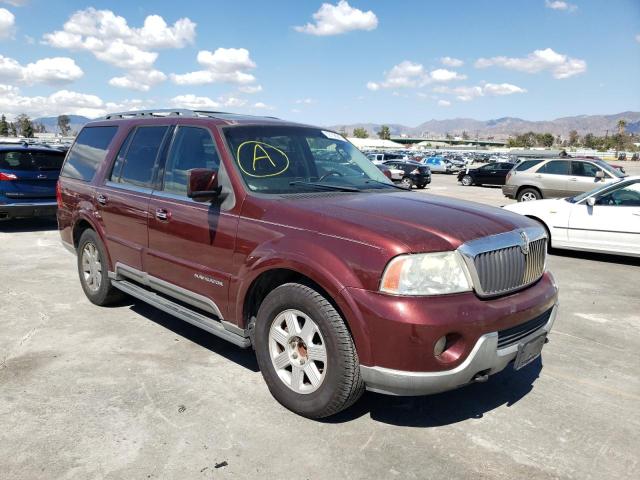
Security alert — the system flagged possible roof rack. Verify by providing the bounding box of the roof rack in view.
[102,109,280,121]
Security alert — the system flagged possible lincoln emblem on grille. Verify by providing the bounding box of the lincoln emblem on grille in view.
[519,231,530,255]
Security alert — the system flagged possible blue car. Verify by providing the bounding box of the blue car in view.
[0,144,65,221]
[423,155,454,174]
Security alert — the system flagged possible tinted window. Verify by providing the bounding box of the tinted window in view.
[498,163,514,170]
[116,126,168,187]
[61,126,118,181]
[109,129,135,181]
[163,127,220,195]
[571,161,600,177]
[538,160,570,175]
[0,150,64,171]
[596,182,640,207]
[515,159,543,171]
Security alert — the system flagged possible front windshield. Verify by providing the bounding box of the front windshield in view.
[594,159,625,178]
[223,125,391,194]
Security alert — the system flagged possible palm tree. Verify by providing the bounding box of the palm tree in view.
[617,119,627,135]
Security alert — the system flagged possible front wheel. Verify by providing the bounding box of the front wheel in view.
[254,283,364,418]
[461,175,473,186]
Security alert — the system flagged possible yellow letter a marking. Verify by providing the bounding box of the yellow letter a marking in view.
[253,143,276,171]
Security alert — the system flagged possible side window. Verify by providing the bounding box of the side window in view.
[515,159,543,171]
[116,126,168,187]
[109,129,135,181]
[538,160,570,175]
[571,162,599,177]
[60,126,118,181]
[163,126,220,195]
[596,182,640,207]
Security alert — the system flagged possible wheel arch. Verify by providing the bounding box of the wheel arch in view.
[524,215,552,246]
[517,185,542,199]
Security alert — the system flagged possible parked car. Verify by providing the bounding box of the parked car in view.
[502,158,625,202]
[367,152,406,164]
[383,160,431,188]
[375,163,393,180]
[505,176,640,257]
[458,162,514,186]
[0,144,65,221]
[58,110,558,418]
[423,156,454,174]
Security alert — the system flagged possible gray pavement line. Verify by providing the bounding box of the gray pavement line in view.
[0,312,49,370]
[551,330,628,352]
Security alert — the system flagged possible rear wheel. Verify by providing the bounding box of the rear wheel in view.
[400,177,414,189]
[517,188,541,202]
[461,175,473,186]
[254,283,364,418]
[77,229,125,306]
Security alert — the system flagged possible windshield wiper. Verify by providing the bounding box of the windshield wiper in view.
[289,181,360,192]
[364,179,411,190]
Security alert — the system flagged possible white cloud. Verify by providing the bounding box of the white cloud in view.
[437,99,451,107]
[295,98,315,104]
[0,83,146,118]
[0,7,14,39]
[238,84,263,94]
[42,8,194,90]
[253,102,274,110]
[441,56,463,67]
[635,33,640,43]
[0,54,83,85]
[170,47,258,86]
[434,83,526,101]
[545,1,577,12]
[108,69,166,92]
[475,48,586,79]
[367,61,465,90]
[295,1,378,36]
[170,94,267,111]
[1,1,29,6]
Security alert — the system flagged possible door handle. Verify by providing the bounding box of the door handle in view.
[569,178,578,182]
[96,193,107,205]
[535,175,542,179]
[155,208,170,221]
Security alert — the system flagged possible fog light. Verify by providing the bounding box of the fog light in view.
[434,336,447,356]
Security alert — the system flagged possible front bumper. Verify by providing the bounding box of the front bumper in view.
[0,201,57,220]
[361,303,558,396]
[502,185,518,198]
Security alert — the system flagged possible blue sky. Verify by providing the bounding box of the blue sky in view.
[0,0,638,125]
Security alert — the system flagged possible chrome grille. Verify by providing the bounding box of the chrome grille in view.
[459,228,547,297]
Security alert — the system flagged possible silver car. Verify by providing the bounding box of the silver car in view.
[502,158,625,202]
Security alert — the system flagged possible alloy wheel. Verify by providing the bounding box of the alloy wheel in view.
[81,242,102,292]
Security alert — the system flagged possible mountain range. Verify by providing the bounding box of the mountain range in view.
[32,111,640,139]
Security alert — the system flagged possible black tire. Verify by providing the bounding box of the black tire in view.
[461,175,473,186]
[400,177,414,189]
[417,183,426,189]
[517,187,542,202]
[77,229,125,306]
[253,283,364,418]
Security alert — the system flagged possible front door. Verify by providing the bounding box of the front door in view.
[146,125,238,320]
[567,161,612,196]
[568,180,640,255]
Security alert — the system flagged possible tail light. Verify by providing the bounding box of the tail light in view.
[383,169,392,180]
[0,172,17,181]
[56,181,63,208]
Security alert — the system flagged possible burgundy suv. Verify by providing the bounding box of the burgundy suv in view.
[57,110,558,418]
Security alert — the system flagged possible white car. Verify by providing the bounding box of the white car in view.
[504,176,640,257]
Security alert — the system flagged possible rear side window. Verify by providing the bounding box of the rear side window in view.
[112,126,168,188]
[61,126,118,181]
[0,150,64,171]
[537,160,570,175]
[515,159,543,171]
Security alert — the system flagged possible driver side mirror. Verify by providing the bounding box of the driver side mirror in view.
[187,168,219,202]
[595,170,605,180]
[586,196,596,207]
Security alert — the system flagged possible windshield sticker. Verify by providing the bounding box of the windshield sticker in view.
[321,130,345,141]
[236,141,290,178]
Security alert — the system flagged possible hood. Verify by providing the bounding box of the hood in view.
[263,191,539,254]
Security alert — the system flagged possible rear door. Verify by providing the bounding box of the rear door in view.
[97,125,171,272]
[534,160,571,197]
[146,125,238,320]
[568,180,640,255]
[0,149,64,201]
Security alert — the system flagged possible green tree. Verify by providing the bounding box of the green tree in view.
[617,119,627,135]
[9,122,17,136]
[0,115,8,137]
[461,130,470,140]
[353,127,369,138]
[568,130,579,147]
[540,133,554,147]
[16,114,34,138]
[583,133,596,149]
[57,114,71,136]
[377,125,391,140]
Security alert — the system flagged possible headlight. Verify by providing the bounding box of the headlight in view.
[380,251,473,295]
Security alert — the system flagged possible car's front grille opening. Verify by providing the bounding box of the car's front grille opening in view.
[473,237,546,296]
[497,307,553,349]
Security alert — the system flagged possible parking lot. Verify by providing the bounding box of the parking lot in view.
[1,167,639,480]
